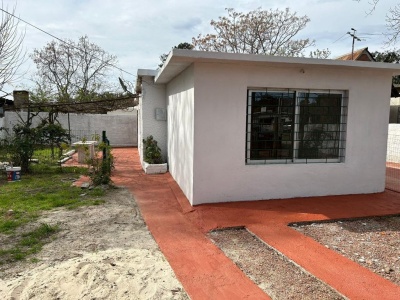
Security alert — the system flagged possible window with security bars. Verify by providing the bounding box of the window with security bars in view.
[246,89,347,164]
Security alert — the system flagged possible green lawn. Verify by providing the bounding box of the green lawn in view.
[0,166,106,263]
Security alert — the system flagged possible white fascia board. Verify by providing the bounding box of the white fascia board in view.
[155,49,400,84]
[136,69,159,93]
[137,69,158,77]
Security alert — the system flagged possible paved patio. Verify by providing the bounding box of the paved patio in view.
[97,148,399,299]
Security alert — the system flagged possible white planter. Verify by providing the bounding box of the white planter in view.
[143,162,168,174]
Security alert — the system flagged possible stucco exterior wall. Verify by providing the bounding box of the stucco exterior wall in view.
[137,97,143,161]
[190,62,392,204]
[1,111,137,146]
[138,76,167,165]
[166,65,195,203]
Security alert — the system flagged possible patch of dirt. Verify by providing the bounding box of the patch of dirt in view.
[209,228,346,300]
[0,188,188,300]
[210,216,400,298]
[292,215,400,286]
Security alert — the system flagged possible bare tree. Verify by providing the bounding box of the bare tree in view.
[354,0,380,15]
[309,49,331,59]
[355,0,400,44]
[192,8,326,57]
[0,3,26,96]
[387,4,400,44]
[30,35,117,102]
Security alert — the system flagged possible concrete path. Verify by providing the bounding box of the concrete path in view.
[110,148,400,300]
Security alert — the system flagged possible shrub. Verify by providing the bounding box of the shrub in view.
[143,135,163,164]
[85,134,114,186]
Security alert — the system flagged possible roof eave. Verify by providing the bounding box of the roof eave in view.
[135,69,158,94]
[155,50,400,84]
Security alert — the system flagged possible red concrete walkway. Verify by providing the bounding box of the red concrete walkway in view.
[110,148,400,300]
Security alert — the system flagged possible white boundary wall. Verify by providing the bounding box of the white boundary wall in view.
[0,110,137,147]
[387,124,400,163]
[389,98,400,123]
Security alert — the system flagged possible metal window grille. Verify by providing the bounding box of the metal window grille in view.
[246,89,347,164]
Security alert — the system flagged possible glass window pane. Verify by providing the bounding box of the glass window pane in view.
[296,92,343,159]
[249,90,295,160]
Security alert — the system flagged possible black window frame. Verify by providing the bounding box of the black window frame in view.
[246,88,347,164]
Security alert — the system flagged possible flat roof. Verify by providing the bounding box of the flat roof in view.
[136,50,400,85]
[137,69,158,77]
[148,49,400,84]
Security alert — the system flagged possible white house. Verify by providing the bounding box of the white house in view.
[136,49,400,206]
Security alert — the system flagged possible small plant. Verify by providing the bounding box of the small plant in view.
[37,121,71,160]
[86,134,114,185]
[143,135,163,164]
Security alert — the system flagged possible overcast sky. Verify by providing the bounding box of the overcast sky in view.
[2,0,399,91]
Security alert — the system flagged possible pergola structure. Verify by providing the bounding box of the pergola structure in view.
[1,94,139,114]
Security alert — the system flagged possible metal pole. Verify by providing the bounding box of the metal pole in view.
[347,28,361,60]
[102,130,107,159]
[68,112,71,144]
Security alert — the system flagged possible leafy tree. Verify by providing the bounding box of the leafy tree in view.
[5,123,40,173]
[0,3,26,96]
[372,49,400,84]
[192,8,329,58]
[37,117,70,159]
[1,110,71,173]
[159,42,194,68]
[372,49,400,63]
[30,36,117,102]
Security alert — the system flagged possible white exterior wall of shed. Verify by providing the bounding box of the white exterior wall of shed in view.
[188,62,392,205]
[166,65,195,203]
[138,75,167,166]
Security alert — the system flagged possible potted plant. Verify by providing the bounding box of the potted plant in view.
[142,135,167,174]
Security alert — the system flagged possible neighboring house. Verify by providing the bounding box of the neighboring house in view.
[136,49,400,205]
[336,47,375,62]
[337,48,400,123]
[337,47,399,98]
